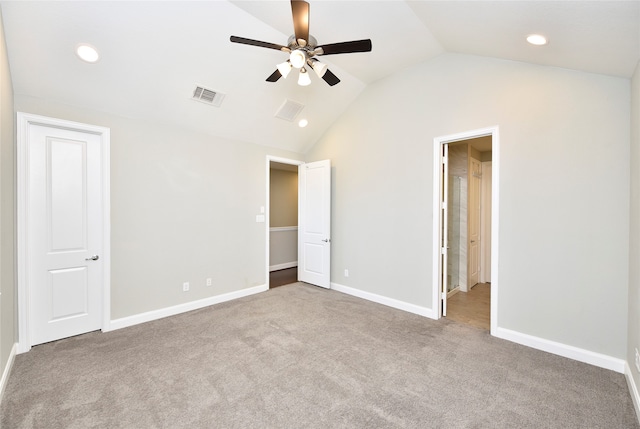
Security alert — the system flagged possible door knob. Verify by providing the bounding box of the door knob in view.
[85,255,99,261]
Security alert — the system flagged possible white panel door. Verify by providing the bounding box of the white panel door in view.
[468,157,481,288]
[28,124,103,346]
[298,160,331,288]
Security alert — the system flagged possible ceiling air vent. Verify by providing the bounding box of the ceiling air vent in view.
[275,99,304,122]
[192,86,225,107]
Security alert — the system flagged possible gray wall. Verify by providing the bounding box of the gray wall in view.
[0,7,15,381]
[306,53,630,359]
[15,95,302,320]
[270,169,297,227]
[628,62,640,393]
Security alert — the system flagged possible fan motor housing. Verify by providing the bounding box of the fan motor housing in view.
[288,34,317,50]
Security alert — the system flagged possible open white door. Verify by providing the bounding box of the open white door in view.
[298,160,331,288]
[441,145,449,316]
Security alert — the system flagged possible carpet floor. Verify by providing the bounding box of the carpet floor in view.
[2,283,638,428]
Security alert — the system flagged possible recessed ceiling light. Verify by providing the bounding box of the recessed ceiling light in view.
[298,119,308,128]
[76,44,100,63]
[526,34,548,46]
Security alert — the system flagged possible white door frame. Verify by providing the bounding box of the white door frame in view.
[432,126,500,335]
[265,156,304,287]
[17,113,111,353]
[480,162,492,284]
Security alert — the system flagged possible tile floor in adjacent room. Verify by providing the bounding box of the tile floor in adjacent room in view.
[446,283,491,330]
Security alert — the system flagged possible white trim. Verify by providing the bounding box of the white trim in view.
[266,156,304,288]
[432,140,442,318]
[625,363,640,422]
[331,282,435,319]
[270,226,298,232]
[16,113,111,352]
[432,126,500,335]
[110,284,268,331]
[490,130,500,335]
[269,261,298,272]
[0,343,17,402]
[495,327,625,373]
[480,161,492,284]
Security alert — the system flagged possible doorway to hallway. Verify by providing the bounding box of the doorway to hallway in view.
[268,160,300,289]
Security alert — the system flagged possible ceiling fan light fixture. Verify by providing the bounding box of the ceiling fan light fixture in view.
[298,68,311,86]
[290,49,306,69]
[230,0,372,87]
[311,60,327,78]
[277,61,292,78]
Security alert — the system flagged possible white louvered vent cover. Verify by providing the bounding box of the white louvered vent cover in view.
[192,86,225,107]
[275,99,304,122]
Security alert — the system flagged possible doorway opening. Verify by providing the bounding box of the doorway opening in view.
[443,137,492,330]
[432,127,499,335]
[267,157,303,289]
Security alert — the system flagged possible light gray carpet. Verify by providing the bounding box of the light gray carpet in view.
[2,283,638,428]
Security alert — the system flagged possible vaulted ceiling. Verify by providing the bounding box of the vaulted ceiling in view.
[1,1,638,153]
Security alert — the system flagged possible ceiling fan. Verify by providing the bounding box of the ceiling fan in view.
[230,0,372,87]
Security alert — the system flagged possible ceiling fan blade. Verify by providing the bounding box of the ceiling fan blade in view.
[317,39,372,56]
[266,69,283,82]
[230,36,289,52]
[291,0,310,45]
[322,69,340,86]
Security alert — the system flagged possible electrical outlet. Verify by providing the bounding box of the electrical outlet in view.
[206,278,212,287]
[635,348,640,373]
[344,269,349,277]
[182,282,190,292]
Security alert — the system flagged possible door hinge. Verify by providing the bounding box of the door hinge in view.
[441,247,446,255]
[441,292,447,299]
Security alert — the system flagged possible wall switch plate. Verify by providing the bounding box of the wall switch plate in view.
[635,348,640,373]
[183,282,190,292]
[344,269,349,277]
[206,278,212,286]
[256,214,265,223]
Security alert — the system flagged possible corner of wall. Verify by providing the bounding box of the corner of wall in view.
[626,59,640,424]
[0,3,18,401]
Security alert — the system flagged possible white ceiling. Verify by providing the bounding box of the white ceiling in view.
[1,1,638,154]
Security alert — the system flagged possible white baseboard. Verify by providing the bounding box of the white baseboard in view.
[331,282,435,319]
[0,343,17,403]
[109,284,268,331]
[494,327,626,373]
[625,362,640,423]
[269,262,297,272]
[331,283,626,375]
